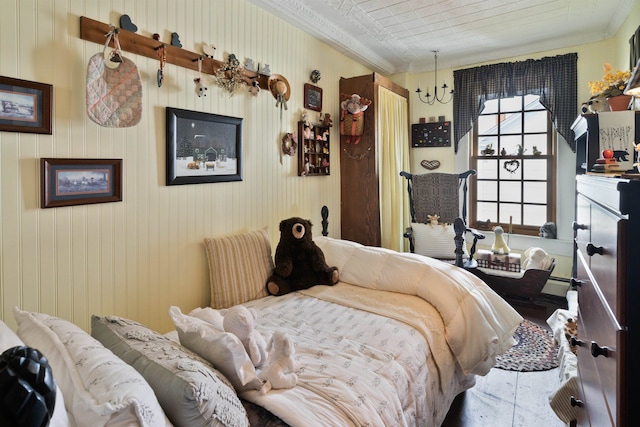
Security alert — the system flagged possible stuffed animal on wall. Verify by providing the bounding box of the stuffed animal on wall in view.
[223,305,268,368]
[266,217,339,296]
[340,93,371,144]
[491,225,510,254]
[259,330,298,393]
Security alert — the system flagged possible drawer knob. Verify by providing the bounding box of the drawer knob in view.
[570,396,584,408]
[590,341,610,358]
[570,337,585,347]
[570,278,584,289]
[572,221,587,231]
[586,242,604,256]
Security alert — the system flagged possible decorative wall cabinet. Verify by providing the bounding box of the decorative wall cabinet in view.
[298,121,330,176]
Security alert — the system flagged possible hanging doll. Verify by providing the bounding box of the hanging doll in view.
[340,93,371,144]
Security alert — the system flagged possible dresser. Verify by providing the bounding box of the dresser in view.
[572,174,640,426]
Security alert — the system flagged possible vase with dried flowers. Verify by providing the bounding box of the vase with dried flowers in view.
[588,63,632,111]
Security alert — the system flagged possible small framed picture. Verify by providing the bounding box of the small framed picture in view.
[304,83,323,112]
[41,158,123,208]
[166,107,243,185]
[0,76,53,134]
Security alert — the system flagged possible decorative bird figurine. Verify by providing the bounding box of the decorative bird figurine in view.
[491,226,510,254]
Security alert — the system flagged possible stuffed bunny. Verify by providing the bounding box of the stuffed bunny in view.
[259,330,298,393]
[223,305,268,368]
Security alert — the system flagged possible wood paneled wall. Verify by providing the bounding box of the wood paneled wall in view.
[0,0,370,332]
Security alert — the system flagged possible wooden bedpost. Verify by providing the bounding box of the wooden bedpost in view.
[321,205,329,236]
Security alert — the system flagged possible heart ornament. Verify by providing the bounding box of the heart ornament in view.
[503,159,520,173]
[420,159,441,170]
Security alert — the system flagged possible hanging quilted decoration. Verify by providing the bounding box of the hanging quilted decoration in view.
[86,25,142,128]
[340,93,371,144]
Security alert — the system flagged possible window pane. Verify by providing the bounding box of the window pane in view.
[482,99,498,114]
[477,181,497,201]
[500,181,521,202]
[501,135,522,156]
[500,96,522,112]
[477,202,497,222]
[523,159,547,180]
[524,182,547,203]
[524,204,547,225]
[500,112,522,134]
[499,203,521,224]
[524,134,548,155]
[478,136,497,155]
[478,114,499,135]
[524,95,543,110]
[477,159,498,179]
[500,159,522,179]
[524,111,548,132]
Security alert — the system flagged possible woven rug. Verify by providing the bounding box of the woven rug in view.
[494,319,559,372]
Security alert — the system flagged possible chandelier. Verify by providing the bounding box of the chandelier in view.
[416,50,454,104]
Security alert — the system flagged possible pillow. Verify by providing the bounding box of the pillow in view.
[91,315,249,427]
[411,222,469,259]
[203,227,274,309]
[0,320,70,427]
[169,306,263,392]
[188,307,224,331]
[12,308,170,427]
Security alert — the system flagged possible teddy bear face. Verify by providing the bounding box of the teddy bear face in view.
[279,217,312,241]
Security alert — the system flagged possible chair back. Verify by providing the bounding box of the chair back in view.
[400,170,475,225]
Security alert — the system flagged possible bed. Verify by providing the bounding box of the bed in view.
[5,232,522,427]
[192,233,522,426]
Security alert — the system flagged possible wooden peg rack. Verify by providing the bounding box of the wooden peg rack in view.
[79,16,271,89]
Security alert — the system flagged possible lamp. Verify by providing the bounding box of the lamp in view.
[623,59,640,96]
[416,50,454,105]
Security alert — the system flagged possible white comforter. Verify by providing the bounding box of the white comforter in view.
[240,237,521,427]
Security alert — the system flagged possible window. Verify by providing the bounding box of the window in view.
[470,95,556,236]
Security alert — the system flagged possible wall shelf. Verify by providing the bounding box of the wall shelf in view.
[79,16,271,89]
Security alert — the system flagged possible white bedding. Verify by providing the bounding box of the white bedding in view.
[235,237,522,427]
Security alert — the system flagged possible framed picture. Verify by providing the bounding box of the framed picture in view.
[304,83,323,112]
[41,158,123,208]
[0,76,52,134]
[166,107,243,185]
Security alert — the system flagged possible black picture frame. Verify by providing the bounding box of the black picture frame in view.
[166,107,243,185]
[41,158,123,208]
[0,76,53,134]
[304,83,323,112]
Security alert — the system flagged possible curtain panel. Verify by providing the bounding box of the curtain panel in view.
[452,52,578,153]
[378,86,411,252]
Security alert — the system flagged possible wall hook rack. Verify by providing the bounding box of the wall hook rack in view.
[79,16,273,90]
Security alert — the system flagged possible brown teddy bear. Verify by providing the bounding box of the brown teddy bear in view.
[266,217,339,296]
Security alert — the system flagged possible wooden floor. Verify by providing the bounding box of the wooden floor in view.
[441,295,567,427]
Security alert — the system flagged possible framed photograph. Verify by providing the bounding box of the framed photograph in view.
[166,107,243,185]
[41,158,123,208]
[0,76,52,134]
[304,83,323,112]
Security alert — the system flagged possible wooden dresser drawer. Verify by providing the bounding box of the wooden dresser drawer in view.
[575,251,621,426]
[586,202,627,323]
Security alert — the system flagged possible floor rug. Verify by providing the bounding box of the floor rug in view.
[494,319,559,372]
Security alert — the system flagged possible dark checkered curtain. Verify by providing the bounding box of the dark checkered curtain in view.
[453,52,578,153]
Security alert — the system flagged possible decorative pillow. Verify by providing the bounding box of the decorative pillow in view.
[91,315,249,427]
[411,222,468,259]
[203,227,274,309]
[169,306,263,392]
[0,320,70,427]
[188,307,224,331]
[12,308,169,427]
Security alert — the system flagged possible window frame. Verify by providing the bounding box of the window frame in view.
[469,96,557,236]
